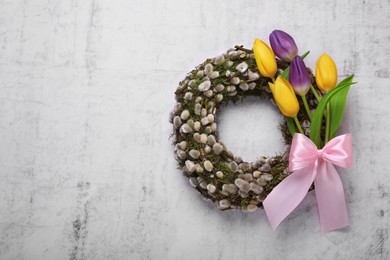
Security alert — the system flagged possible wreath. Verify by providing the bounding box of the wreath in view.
[170,30,355,232]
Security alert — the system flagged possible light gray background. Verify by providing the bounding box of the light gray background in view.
[1,0,389,259]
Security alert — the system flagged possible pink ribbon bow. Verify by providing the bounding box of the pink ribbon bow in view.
[263,133,352,232]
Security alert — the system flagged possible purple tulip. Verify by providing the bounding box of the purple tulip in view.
[269,30,298,62]
[289,56,311,96]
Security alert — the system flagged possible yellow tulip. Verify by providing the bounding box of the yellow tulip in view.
[269,76,300,117]
[315,53,338,92]
[253,38,277,78]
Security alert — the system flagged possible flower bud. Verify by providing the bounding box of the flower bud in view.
[315,53,338,92]
[268,76,300,117]
[289,56,311,96]
[253,38,277,78]
[269,30,298,62]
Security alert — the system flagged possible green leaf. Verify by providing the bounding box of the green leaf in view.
[309,75,356,147]
[280,67,290,80]
[328,75,355,139]
[286,117,296,137]
[301,51,310,60]
[280,51,310,80]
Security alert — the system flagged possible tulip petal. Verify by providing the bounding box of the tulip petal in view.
[253,39,277,78]
[269,30,298,62]
[268,82,275,93]
[289,56,311,95]
[272,76,300,117]
[316,53,338,92]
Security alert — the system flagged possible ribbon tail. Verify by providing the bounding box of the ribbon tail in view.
[314,160,349,232]
[263,166,315,230]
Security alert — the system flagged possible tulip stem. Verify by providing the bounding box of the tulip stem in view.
[293,116,304,134]
[309,84,329,119]
[310,85,321,102]
[301,95,312,121]
[325,103,330,144]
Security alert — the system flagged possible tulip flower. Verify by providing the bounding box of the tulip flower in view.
[315,53,338,144]
[268,76,300,118]
[289,56,312,120]
[253,38,277,78]
[289,56,311,96]
[315,53,338,92]
[269,30,298,62]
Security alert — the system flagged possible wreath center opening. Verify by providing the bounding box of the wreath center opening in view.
[218,96,285,162]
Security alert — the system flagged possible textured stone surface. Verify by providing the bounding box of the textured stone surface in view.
[0,0,389,259]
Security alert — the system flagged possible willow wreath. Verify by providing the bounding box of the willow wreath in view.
[170,45,318,212]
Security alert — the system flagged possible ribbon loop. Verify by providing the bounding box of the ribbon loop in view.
[263,133,352,232]
[288,133,318,172]
[321,133,353,168]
